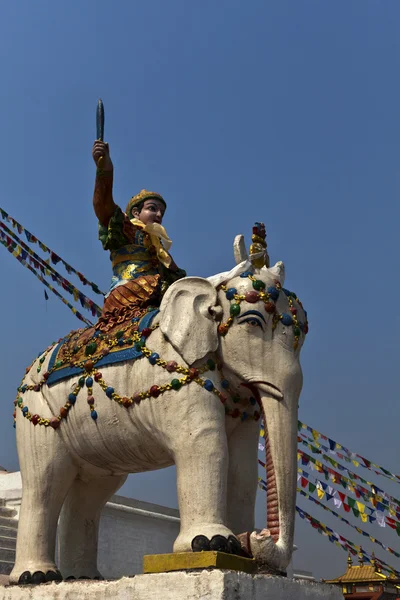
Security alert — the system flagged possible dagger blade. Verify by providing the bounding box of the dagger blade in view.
[96,98,105,141]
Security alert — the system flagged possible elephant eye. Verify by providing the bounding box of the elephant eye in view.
[240,317,263,330]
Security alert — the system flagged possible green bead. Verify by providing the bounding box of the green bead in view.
[126,338,133,344]
[207,359,216,371]
[37,367,41,373]
[39,356,45,364]
[135,340,145,351]
[17,398,23,406]
[230,303,241,317]
[171,379,182,391]
[55,360,63,368]
[294,327,301,337]
[72,346,79,354]
[252,279,265,291]
[116,331,124,339]
[79,376,85,387]
[85,342,97,356]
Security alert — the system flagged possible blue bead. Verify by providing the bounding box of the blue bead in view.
[298,322,304,332]
[267,287,279,301]
[250,397,256,405]
[13,422,16,428]
[91,410,98,420]
[106,387,114,398]
[204,380,214,392]
[225,288,237,300]
[21,385,27,393]
[221,379,229,389]
[86,377,93,388]
[148,353,159,365]
[22,406,28,415]
[118,339,125,346]
[240,271,252,278]
[241,412,248,421]
[281,313,293,326]
[282,288,291,297]
[68,393,77,405]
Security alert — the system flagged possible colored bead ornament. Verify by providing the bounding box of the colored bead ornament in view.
[102,347,110,356]
[148,353,159,365]
[290,307,297,315]
[264,302,275,314]
[252,280,265,291]
[166,361,178,372]
[250,397,256,405]
[31,414,39,426]
[281,313,293,326]
[221,379,229,389]
[91,410,98,420]
[33,385,40,392]
[22,407,28,415]
[135,340,145,351]
[204,380,214,392]
[171,379,182,391]
[245,291,259,303]
[188,368,199,379]
[207,359,216,371]
[240,271,253,278]
[86,377,94,388]
[68,393,77,405]
[230,304,241,317]
[60,407,68,418]
[87,396,95,405]
[218,324,229,336]
[225,288,237,300]
[220,394,227,404]
[84,360,94,372]
[94,372,102,382]
[267,287,279,301]
[141,328,152,338]
[85,342,97,356]
[232,409,240,418]
[150,385,160,398]
[50,417,61,429]
[122,397,132,407]
[132,392,141,404]
[116,331,124,339]
[105,387,114,398]
[78,376,85,387]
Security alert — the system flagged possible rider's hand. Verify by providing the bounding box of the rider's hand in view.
[92,141,113,171]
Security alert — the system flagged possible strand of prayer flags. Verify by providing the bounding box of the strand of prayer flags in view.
[0,236,93,327]
[0,222,102,318]
[0,207,105,296]
[297,469,400,534]
[297,440,400,510]
[296,488,400,565]
[298,420,400,486]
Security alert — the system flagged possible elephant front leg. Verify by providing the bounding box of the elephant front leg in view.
[172,407,240,555]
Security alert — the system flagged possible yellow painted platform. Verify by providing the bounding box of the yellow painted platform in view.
[143,551,256,574]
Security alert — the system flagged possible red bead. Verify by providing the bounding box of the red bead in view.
[31,414,39,425]
[232,409,240,418]
[219,394,227,404]
[141,328,152,338]
[264,302,276,314]
[50,417,61,429]
[122,397,132,407]
[84,360,94,372]
[60,407,68,418]
[254,411,261,421]
[218,324,229,336]
[150,385,160,398]
[166,361,178,373]
[132,392,141,404]
[13,399,17,406]
[94,372,102,382]
[102,348,110,356]
[290,307,297,315]
[34,384,40,392]
[245,291,259,303]
[304,323,309,334]
[87,395,95,405]
[188,368,198,380]
[12,411,16,419]
[43,372,50,380]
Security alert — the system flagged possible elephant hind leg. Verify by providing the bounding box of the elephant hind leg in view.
[58,473,127,580]
[9,418,78,585]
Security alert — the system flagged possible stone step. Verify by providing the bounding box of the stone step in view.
[0,517,17,530]
[0,526,17,539]
[0,536,16,549]
[0,560,14,575]
[0,548,15,563]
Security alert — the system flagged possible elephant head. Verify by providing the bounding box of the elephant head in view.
[160,241,307,573]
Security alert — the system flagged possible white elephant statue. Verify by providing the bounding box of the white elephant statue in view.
[10,236,308,585]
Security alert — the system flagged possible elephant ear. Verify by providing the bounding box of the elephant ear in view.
[160,277,219,366]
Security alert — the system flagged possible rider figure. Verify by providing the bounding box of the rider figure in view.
[92,140,186,328]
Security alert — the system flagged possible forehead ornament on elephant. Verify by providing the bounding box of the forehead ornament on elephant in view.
[214,222,309,350]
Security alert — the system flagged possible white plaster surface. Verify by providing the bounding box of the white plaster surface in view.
[0,571,344,599]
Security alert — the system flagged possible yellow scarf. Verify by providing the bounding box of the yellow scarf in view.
[130,219,172,268]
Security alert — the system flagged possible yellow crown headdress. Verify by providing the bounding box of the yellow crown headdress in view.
[125,189,167,219]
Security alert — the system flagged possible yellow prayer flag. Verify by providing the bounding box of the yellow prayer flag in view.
[352,460,359,468]
[311,429,319,441]
[73,289,79,302]
[317,488,325,500]
[356,502,365,514]
[389,507,395,516]
[361,513,368,523]
[260,429,265,437]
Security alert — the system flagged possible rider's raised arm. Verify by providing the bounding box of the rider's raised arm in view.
[92,140,117,227]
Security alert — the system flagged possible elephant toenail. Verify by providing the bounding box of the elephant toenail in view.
[31,571,46,584]
[65,576,76,580]
[93,576,104,580]
[45,570,63,582]
[210,535,229,552]
[79,576,90,579]
[227,535,242,555]
[18,571,32,585]
[191,535,211,552]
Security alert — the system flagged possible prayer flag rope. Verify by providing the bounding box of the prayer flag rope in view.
[0,235,93,327]
[297,468,400,534]
[298,420,400,486]
[0,207,105,296]
[0,222,102,317]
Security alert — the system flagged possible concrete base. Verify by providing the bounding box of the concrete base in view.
[144,551,256,574]
[0,571,343,599]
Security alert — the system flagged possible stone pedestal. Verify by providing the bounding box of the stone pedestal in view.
[0,571,343,599]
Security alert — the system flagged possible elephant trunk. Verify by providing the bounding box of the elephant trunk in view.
[250,386,298,573]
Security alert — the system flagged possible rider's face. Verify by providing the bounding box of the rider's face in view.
[134,199,166,225]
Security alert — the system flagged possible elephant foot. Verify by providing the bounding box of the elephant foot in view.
[249,529,289,575]
[174,524,236,555]
[191,534,244,557]
[10,569,62,585]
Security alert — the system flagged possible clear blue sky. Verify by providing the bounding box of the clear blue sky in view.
[0,0,399,580]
